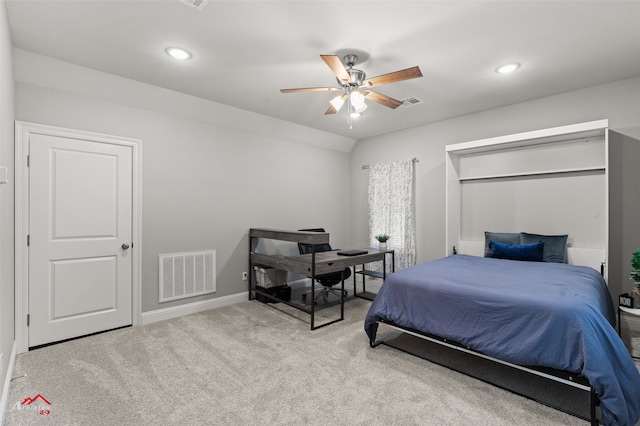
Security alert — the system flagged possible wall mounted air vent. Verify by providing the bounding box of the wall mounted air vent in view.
[401,97,424,108]
[159,250,216,303]
[178,0,210,11]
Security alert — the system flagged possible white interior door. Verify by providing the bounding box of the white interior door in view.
[28,133,133,347]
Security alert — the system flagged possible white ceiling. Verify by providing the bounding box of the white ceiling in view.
[5,0,640,140]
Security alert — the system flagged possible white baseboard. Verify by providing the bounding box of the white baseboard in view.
[141,292,248,325]
[1,341,17,426]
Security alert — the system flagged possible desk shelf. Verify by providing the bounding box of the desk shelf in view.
[353,263,394,301]
[356,269,385,279]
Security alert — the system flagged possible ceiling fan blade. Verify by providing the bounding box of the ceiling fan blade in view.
[364,90,403,109]
[320,54,351,84]
[280,87,340,93]
[363,66,423,87]
[324,105,338,115]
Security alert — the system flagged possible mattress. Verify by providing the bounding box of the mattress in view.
[364,254,640,426]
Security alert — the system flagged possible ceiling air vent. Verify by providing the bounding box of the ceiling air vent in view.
[178,0,210,11]
[400,97,424,108]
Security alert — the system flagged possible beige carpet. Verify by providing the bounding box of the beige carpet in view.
[5,298,588,425]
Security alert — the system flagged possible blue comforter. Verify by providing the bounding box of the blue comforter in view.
[364,255,640,426]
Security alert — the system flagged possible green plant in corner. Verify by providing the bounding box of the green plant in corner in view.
[375,234,390,243]
[630,248,640,294]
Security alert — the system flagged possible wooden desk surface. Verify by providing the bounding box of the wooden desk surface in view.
[250,248,394,276]
[293,248,393,267]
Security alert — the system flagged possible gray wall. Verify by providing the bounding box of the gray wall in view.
[13,50,354,314]
[6,31,640,349]
[349,76,640,294]
[0,0,14,401]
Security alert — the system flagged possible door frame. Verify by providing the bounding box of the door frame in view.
[14,121,142,354]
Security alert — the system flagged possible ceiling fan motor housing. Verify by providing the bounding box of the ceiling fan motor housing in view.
[342,54,366,87]
[338,68,366,88]
[348,69,366,86]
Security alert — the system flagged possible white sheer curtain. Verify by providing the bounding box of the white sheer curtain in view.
[368,158,416,270]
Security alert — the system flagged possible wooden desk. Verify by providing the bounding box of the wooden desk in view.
[249,228,394,330]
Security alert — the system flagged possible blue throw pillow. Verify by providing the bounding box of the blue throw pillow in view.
[489,241,545,262]
[521,232,568,263]
[484,232,521,257]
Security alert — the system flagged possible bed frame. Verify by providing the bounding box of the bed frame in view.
[369,320,599,425]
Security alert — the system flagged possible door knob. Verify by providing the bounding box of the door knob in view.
[122,243,130,250]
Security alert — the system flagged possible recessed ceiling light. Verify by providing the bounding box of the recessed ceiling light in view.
[165,47,192,60]
[496,63,520,74]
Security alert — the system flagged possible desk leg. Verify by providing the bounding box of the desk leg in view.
[310,277,315,330]
[383,256,387,280]
[340,270,345,321]
[362,265,367,294]
[353,267,357,297]
[310,250,316,330]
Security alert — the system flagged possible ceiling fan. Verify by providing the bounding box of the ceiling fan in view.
[280,54,423,118]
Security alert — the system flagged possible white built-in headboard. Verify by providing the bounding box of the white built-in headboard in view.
[446,120,609,276]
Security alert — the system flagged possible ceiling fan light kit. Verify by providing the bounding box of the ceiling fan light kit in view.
[281,53,423,128]
[350,90,366,108]
[329,94,346,111]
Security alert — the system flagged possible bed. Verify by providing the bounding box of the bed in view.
[364,254,640,426]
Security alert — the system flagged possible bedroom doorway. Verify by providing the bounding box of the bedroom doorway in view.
[15,122,142,352]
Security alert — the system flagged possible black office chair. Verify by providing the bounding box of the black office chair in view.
[298,228,351,305]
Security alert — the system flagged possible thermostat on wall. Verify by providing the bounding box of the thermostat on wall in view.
[0,166,7,184]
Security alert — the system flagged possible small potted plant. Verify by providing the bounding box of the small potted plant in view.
[375,234,390,250]
[630,249,640,308]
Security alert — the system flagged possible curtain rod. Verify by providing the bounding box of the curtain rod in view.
[362,157,419,170]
